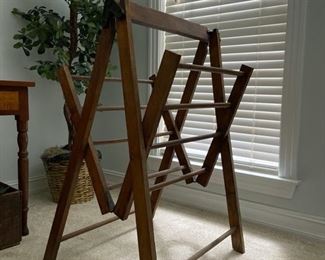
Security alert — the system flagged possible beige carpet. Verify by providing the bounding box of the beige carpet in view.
[0,191,324,260]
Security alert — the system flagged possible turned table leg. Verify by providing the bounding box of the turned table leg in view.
[16,117,29,236]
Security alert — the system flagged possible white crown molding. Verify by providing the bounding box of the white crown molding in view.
[104,168,324,241]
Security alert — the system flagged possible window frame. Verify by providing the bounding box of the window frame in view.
[148,0,306,198]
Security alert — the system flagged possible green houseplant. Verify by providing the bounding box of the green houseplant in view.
[12,0,113,149]
[12,0,112,203]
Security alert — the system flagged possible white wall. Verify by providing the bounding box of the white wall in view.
[0,0,69,183]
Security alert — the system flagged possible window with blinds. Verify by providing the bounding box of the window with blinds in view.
[162,0,288,176]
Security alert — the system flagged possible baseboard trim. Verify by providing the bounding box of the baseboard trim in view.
[5,175,48,194]
[104,169,325,241]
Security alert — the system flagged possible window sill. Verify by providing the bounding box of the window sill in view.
[148,156,300,199]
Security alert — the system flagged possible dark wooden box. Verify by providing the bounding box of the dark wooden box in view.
[0,182,22,250]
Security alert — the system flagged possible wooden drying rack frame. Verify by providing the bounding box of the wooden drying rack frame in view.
[43,1,253,259]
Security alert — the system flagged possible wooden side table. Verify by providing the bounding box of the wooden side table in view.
[0,80,35,236]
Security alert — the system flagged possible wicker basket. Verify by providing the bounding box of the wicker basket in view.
[41,147,94,204]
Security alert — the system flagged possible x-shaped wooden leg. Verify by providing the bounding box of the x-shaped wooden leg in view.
[58,66,115,213]
[114,41,208,219]
[196,29,253,254]
[150,41,208,213]
[196,64,254,185]
[44,24,116,260]
[114,50,182,220]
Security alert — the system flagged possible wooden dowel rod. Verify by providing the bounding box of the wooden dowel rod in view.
[93,132,173,146]
[164,102,231,111]
[107,182,123,190]
[151,132,220,149]
[72,75,153,84]
[93,138,128,145]
[178,63,243,76]
[155,131,173,137]
[188,227,236,260]
[61,211,136,242]
[149,168,206,192]
[97,105,147,112]
[107,166,185,191]
[148,166,185,179]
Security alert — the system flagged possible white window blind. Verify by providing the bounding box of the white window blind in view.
[163,0,288,176]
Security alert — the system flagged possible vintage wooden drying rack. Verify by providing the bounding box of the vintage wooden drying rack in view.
[44,0,253,259]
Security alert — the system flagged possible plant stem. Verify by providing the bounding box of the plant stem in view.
[63,103,74,150]
[69,3,78,67]
[66,1,78,150]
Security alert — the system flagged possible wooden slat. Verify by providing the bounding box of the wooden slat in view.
[188,228,236,260]
[164,102,231,111]
[72,75,153,84]
[129,2,209,42]
[149,168,206,192]
[178,63,243,76]
[151,132,220,149]
[142,51,181,152]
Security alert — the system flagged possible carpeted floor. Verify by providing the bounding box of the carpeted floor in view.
[0,191,324,260]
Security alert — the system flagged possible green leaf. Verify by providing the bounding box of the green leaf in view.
[23,48,30,56]
[13,34,24,40]
[13,42,23,48]
[38,45,45,54]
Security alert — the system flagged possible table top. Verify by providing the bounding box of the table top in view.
[0,80,35,88]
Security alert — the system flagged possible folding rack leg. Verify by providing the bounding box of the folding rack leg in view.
[221,139,245,253]
[44,24,116,260]
[195,64,253,254]
[115,10,158,259]
[211,29,244,253]
[150,41,208,214]
[196,30,253,253]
